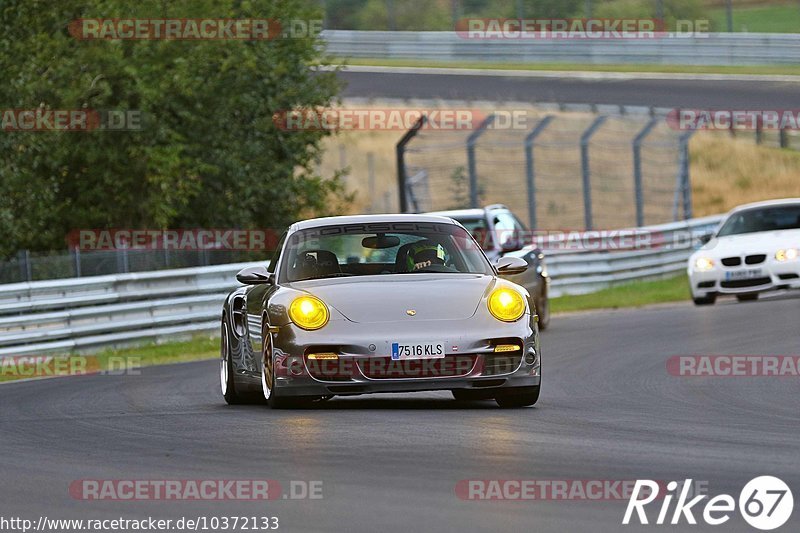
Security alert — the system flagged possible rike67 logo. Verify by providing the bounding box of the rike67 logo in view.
[623,476,793,530]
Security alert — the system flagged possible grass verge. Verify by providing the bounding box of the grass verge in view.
[551,275,690,314]
[342,57,800,77]
[710,5,800,34]
[0,334,218,383]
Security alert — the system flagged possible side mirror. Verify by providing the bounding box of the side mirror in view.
[698,233,713,245]
[495,256,528,275]
[236,265,274,285]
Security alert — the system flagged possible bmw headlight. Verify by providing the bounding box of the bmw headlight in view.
[488,288,526,322]
[289,296,329,330]
[775,248,798,262]
[693,257,715,272]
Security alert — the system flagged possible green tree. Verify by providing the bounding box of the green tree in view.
[0,0,345,258]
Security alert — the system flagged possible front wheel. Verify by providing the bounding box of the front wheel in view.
[692,295,716,306]
[495,386,540,408]
[221,321,245,405]
[261,322,311,409]
[535,289,550,330]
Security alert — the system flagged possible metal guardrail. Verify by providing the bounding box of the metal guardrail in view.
[324,31,800,66]
[539,215,723,296]
[0,262,260,356]
[0,215,723,356]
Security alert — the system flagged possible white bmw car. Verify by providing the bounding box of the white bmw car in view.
[688,199,800,305]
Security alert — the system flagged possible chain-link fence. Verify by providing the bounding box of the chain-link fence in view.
[398,105,694,230]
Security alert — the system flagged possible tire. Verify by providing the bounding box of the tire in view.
[736,293,759,302]
[261,321,311,409]
[220,320,246,405]
[536,288,550,331]
[451,389,495,401]
[692,295,716,306]
[495,385,540,408]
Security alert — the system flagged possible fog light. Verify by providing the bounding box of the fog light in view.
[494,344,521,353]
[307,353,339,360]
[524,348,537,365]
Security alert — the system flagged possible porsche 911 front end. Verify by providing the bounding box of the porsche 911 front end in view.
[220,214,541,408]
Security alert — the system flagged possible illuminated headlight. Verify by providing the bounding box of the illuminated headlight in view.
[487,288,526,322]
[775,248,798,262]
[693,257,715,272]
[289,296,329,330]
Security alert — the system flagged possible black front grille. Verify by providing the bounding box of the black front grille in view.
[720,277,771,289]
[697,281,715,288]
[779,273,800,280]
[745,254,766,265]
[721,257,741,266]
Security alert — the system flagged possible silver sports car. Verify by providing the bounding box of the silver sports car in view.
[220,214,541,408]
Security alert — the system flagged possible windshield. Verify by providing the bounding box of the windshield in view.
[451,216,491,251]
[717,205,800,237]
[279,221,492,282]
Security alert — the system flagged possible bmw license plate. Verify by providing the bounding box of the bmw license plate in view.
[391,342,446,360]
[725,268,763,281]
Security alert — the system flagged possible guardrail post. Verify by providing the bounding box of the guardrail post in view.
[396,115,427,213]
[580,115,608,230]
[524,115,555,229]
[467,114,495,208]
[632,117,659,227]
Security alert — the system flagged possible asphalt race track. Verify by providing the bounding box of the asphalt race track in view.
[2,295,799,532]
[339,69,800,109]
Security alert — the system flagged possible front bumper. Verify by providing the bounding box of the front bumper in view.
[688,258,800,297]
[269,314,539,397]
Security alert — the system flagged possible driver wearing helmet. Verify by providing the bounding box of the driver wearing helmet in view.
[406,240,449,272]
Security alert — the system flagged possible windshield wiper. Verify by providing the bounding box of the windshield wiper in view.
[295,272,356,281]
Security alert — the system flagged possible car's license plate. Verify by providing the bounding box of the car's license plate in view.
[725,268,763,281]
[391,342,446,360]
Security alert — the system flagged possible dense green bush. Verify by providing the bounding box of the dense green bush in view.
[0,0,345,258]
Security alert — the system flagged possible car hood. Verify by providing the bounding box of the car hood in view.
[287,274,494,323]
[701,228,800,257]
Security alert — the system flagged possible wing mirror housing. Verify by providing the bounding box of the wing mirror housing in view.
[236,265,274,285]
[698,233,714,245]
[495,256,528,275]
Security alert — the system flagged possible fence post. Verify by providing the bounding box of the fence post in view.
[367,152,376,213]
[467,114,495,208]
[524,115,555,229]
[680,131,695,220]
[755,116,763,145]
[17,250,32,282]
[73,246,82,277]
[632,117,659,227]
[580,115,608,231]
[780,127,789,149]
[396,115,427,213]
